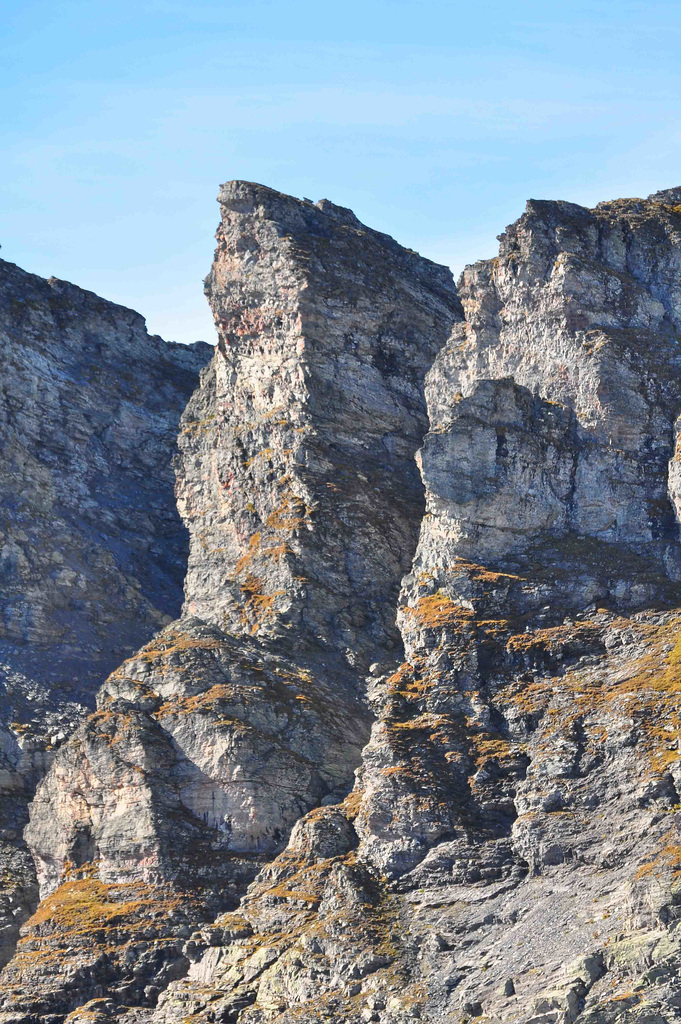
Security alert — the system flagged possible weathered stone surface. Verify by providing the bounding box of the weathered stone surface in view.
[441,195,681,567]
[0,261,211,730]
[0,259,210,969]
[138,189,681,1024]
[0,184,460,1018]
[9,185,681,1023]
[179,182,460,672]
[26,618,368,900]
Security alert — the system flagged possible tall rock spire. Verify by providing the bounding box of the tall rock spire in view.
[178,182,461,673]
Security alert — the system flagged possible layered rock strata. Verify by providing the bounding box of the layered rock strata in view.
[136,189,681,1024]
[0,185,460,1019]
[0,260,211,729]
[0,260,210,968]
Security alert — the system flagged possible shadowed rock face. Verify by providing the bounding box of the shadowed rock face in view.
[0,262,211,729]
[0,259,211,968]
[9,186,681,1024]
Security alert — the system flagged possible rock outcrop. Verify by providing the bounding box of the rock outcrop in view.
[0,185,460,1020]
[0,259,211,970]
[6,185,681,1024]
[179,182,460,671]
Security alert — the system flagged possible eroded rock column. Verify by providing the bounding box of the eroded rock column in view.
[179,182,461,672]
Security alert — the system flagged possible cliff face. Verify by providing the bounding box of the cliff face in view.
[0,260,211,968]
[4,185,681,1024]
[0,262,212,713]
[148,190,681,1024]
[0,186,460,1020]
[179,182,459,671]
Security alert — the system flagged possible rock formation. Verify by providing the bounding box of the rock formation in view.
[145,189,681,1024]
[179,181,459,669]
[0,184,460,1020]
[0,259,211,967]
[5,184,681,1024]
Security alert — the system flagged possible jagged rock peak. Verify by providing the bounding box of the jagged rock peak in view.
[649,184,681,204]
[445,191,681,576]
[178,180,462,675]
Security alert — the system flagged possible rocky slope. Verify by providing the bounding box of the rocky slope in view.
[0,260,211,966]
[4,184,681,1024]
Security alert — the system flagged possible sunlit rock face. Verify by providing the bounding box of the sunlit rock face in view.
[0,259,211,968]
[178,181,461,675]
[9,186,681,1024]
[438,196,681,566]
[150,190,681,1024]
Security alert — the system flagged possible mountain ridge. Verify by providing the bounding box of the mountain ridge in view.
[3,182,681,1023]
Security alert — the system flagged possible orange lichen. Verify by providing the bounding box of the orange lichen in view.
[403,592,473,629]
[235,531,262,573]
[154,684,244,719]
[238,573,285,633]
[470,734,515,767]
[135,629,222,662]
[235,532,293,576]
[266,492,313,533]
[25,879,189,937]
[499,612,681,775]
[453,558,524,584]
[635,831,681,880]
[341,789,364,820]
[506,621,600,655]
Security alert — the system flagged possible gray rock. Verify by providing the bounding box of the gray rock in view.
[8,184,681,1024]
[0,259,210,967]
[0,260,211,728]
[179,181,460,674]
[151,187,681,1024]
[0,182,460,1016]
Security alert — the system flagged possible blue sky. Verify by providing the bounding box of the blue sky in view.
[2,0,681,344]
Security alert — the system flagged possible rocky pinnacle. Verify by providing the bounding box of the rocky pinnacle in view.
[179,182,461,674]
